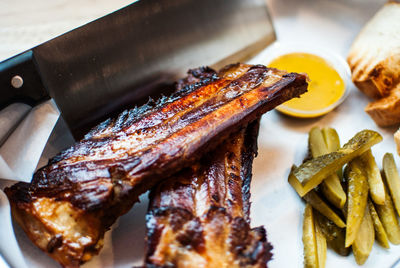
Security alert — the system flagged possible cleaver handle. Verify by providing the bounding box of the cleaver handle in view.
[0,50,50,109]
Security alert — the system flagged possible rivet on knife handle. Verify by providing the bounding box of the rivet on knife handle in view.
[0,50,50,110]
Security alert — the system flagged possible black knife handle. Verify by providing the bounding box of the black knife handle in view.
[0,50,49,109]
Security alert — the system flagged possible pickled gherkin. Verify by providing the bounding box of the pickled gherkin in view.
[352,205,374,265]
[359,150,385,205]
[309,127,346,208]
[322,127,341,152]
[322,127,343,180]
[303,204,319,268]
[309,127,329,157]
[320,176,346,209]
[368,199,389,248]
[315,221,327,268]
[315,210,350,256]
[289,127,394,265]
[383,153,400,217]
[344,159,369,247]
[375,180,400,245]
[293,130,382,196]
[288,169,307,197]
[303,190,346,228]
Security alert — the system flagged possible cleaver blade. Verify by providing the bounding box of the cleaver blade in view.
[0,0,275,139]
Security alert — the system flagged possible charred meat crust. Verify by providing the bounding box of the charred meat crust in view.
[145,120,273,267]
[5,64,305,266]
[241,118,260,224]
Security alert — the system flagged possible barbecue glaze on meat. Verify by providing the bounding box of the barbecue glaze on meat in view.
[5,64,307,267]
[146,121,272,267]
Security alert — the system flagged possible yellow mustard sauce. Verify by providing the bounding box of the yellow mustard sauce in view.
[268,52,345,118]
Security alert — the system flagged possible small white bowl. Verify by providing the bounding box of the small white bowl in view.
[249,42,351,118]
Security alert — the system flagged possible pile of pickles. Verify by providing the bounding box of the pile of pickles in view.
[288,127,400,267]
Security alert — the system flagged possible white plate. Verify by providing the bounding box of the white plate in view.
[6,0,400,267]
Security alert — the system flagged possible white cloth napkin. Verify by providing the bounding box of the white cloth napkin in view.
[0,100,60,268]
[0,100,60,182]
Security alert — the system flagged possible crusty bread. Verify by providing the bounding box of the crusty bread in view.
[365,84,400,127]
[347,1,400,100]
[348,1,400,127]
[395,128,400,155]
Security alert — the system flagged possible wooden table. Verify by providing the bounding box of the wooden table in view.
[0,0,134,61]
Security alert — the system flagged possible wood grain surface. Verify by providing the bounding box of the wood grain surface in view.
[0,0,134,61]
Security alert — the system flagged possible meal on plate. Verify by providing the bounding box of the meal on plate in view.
[146,120,273,267]
[5,64,308,267]
[347,0,400,127]
[289,126,400,266]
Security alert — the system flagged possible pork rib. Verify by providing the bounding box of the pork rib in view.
[145,120,272,267]
[5,64,306,267]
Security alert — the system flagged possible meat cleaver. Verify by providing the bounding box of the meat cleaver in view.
[0,0,275,139]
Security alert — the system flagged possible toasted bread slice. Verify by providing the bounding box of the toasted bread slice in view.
[347,1,400,99]
[365,84,400,127]
[394,128,400,155]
